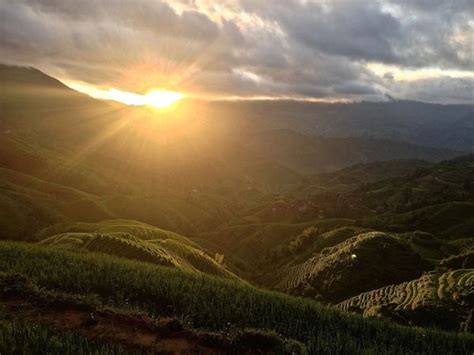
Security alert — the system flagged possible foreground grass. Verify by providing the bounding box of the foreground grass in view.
[0,242,472,354]
[0,320,124,355]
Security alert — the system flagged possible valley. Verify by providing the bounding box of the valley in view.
[0,64,473,353]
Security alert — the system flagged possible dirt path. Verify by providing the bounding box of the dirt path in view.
[1,299,224,354]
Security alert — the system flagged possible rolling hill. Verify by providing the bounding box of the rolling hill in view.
[275,232,428,303]
[0,63,473,352]
[196,157,474,325]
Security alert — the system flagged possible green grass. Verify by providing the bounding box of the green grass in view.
[0,320,124,355]
[0,242,472,354]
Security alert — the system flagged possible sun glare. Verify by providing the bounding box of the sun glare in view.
[107,88,185,109]
[63,81,185,109]
[144,89,185,109]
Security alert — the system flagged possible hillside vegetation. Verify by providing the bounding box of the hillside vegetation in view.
[275,232,428,303]
[0,243,472,354]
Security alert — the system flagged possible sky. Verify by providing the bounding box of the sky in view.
[0,0,473,104]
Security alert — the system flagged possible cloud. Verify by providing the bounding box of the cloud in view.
[274,1,402,63]
[0,0,472,103]
[390,76,474,104]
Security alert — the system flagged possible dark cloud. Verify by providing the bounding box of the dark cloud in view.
[243,0,473,70]
[27,0,220,40]
[277,1,401,63]
[0,0,472,103]
[388,0,474,70]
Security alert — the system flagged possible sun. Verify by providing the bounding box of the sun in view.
[143,89,185,109]
[62,81,186,109]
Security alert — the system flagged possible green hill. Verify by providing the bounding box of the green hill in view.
[274,232,428,303]
[0,242,472,354]
[345,156,474,217]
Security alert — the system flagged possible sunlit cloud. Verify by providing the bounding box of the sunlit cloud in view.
[368,63,474,82]
[232,68,263,83]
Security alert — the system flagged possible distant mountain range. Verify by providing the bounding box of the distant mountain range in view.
[0,64,466,180]
[201,99,473,152]
[244,129,459,174]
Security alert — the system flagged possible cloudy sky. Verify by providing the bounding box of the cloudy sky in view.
[1,0,473,103]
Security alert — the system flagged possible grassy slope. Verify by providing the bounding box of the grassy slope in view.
[0,272,305,354]
[37,220,240,280]
[0,242,472,354]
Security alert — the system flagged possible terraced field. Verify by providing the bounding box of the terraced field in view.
[37,220,194,245]
[441,251,474,269]
[337,269,474,331]
[276,232,426,302]
[40,233,175,266]
[38,220,240,280]
[449,238,474,254]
